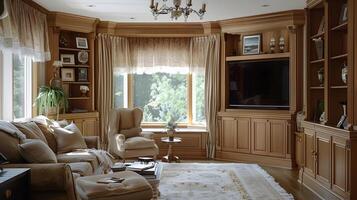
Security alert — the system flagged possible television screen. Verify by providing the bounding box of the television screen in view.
[228,59,289,109]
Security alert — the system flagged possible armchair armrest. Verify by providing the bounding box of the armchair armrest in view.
[1,163,75,193]
[84,136,99,149]
[140,131,155,139]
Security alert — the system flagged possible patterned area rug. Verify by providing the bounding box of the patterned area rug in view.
[158,163,294,200]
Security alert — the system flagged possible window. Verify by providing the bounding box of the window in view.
[0,51,32,120]
[113,72,205,126]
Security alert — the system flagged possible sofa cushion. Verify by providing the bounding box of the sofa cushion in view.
[67,162,93,176]
[124,137,156,150]
[119,109,134,130]
[0,130,24,163]
[13,122,48,144]
[120,127,142,138]
[57,151,98,173]
[19,139,57,163]
[53,123,87,154]
[34,122,57,153]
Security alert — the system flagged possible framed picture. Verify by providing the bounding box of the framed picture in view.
[60,54,75,65]
[61,68,75,82]
[242,34,261,55]
[76,37,88,49]
[77,68,88,82]
[339,4,348,24]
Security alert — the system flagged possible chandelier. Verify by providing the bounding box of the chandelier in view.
[149,0,207,21]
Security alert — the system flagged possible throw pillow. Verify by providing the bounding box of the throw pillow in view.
[120,127,142,138]
[19,139,57,163]
[53,123,87,154]
[34,122,57,153]
[13,122,48,144]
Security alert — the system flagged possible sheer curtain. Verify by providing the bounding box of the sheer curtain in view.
[191,34,220,159]
[97,34,129,147]
[0,0,50,62]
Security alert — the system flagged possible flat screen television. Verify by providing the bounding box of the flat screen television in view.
[228,59,289,109]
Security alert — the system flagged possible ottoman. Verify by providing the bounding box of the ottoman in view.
[76,171,153,200]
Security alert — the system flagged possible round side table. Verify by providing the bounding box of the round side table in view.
[161,137,182,163]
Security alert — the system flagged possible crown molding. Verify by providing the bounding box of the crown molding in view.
[47,12,99,33]
[219,10,305,33]
[97,21,216,37]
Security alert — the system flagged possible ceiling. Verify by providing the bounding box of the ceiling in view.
[34,0,305,23]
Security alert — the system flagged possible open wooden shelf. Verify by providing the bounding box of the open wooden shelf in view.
[62,64,90,68]
[310,31,325,39]
[226,52,290,61]
[310,58,325,64]
[331,22,348,31]
[59,47,90,52]
[62,81,90,85]
[330,53,348,60]
[330,85,348,89]
[310,86,325,90]
[68,97,91,100]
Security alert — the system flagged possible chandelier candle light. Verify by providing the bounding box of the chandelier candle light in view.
[150,0,206,21]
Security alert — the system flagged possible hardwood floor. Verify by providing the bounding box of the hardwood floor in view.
[182,160,321,200]
[262,166,320,200]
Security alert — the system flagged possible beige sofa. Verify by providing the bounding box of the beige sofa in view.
[0,119,101,200]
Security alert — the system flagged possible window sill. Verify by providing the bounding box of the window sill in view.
[143,127,207,134]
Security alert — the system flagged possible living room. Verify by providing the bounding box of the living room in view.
[0,0,356,199]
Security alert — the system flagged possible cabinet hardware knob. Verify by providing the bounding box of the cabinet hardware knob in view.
[5,189,12,199]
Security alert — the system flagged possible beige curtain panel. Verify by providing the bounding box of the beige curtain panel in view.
[0,0,50,62]
[97,34,129,148]
[191,34,220,159]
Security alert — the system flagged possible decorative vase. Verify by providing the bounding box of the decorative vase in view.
[337,102,348,129]
[279,36,285,52]
[313,37,324,60]
[296,111,305,132]
[50,61,63,88]
[319,111,327,124]
[341,63,347,84]
[167,130,174,141]
[269,37,276,53]
[318,68,324,86]
[80,85,90,97]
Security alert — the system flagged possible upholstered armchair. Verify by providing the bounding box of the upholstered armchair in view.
[108,108,159,161]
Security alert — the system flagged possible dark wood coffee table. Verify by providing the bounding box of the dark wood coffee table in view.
[161,137,182,163]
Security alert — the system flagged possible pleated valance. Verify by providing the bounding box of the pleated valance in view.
[98,34,207,74]
[0,0,50,62]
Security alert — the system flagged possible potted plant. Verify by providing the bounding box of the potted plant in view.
[166,119,177,141]
[35,86,68,120]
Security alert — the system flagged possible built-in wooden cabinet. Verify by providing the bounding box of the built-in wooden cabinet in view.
[217,111,294,168]
[301,122,352,200]
[216,10,304,169]
[300,0,357,199]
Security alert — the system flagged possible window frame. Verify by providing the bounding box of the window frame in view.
[0,52,33,121]
[117,73,205,128]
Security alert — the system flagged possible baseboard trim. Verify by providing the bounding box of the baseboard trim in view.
[301,173,344,200]
[215,151,293,169]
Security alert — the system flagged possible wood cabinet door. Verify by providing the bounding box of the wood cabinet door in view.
[295,132,304,168]
[315,131,331,188]
[236,118,251,153]
[304,129,315,177]
[251,119,269,155]
[82,118,99,136]
[268,120,286,157]
[331,137,349,198]
[221,117,237,152]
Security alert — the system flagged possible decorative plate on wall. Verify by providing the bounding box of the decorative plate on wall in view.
[78,51,88,64]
